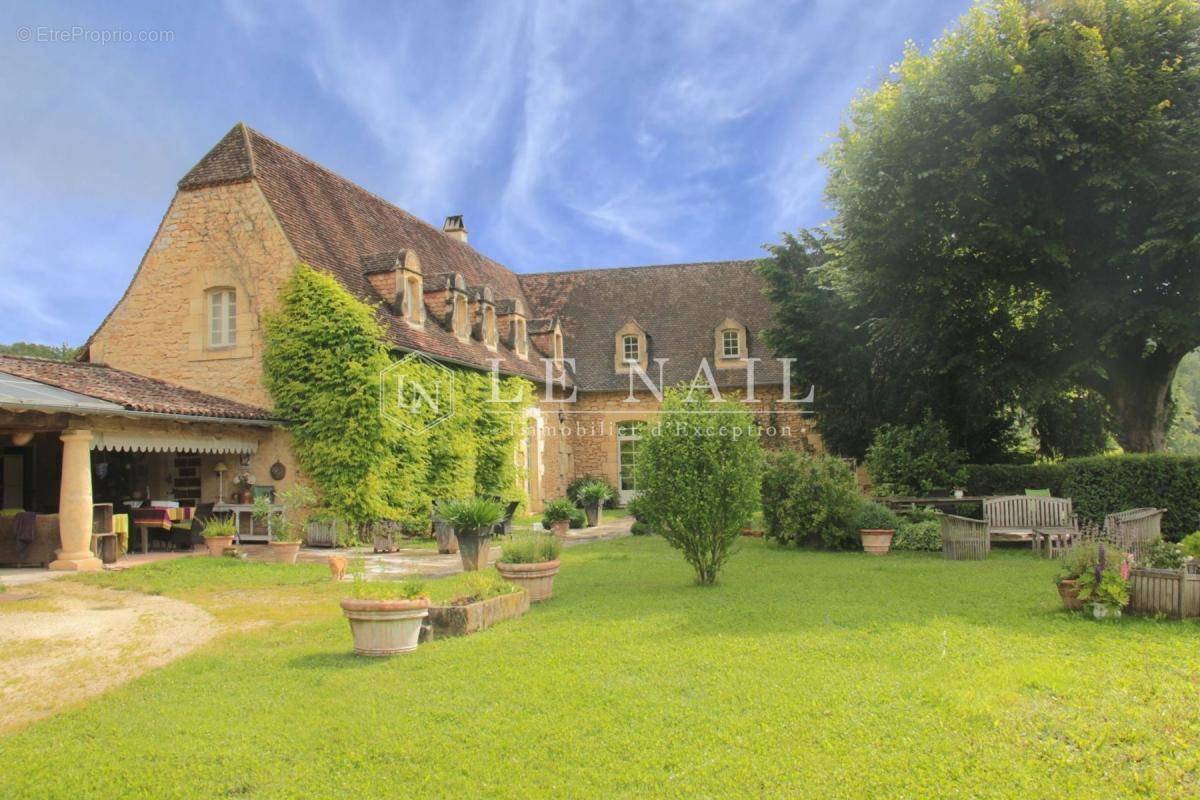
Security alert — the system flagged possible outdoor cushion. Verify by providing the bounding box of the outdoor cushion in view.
[1024,489,1051,497]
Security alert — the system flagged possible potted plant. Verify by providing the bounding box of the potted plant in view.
[496,533,562,602]
[340,566,429,656]
[1075,543,1131,619]
[1055,540,1100,610]
[854,500,901,556]
[432,504,458,554]
[438,497,506,571]
[233,474,252,504]
[541,498,576,538]
[199,514,237,557]
[254,486,313,564]
[577,481,613,527]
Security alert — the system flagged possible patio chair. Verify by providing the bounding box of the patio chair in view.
[1103,507,1165,562]
[938,513,989,560]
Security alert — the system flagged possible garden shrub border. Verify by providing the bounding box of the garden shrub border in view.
[964,455,1200,540]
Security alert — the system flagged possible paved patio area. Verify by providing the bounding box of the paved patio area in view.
[0,517,634,587]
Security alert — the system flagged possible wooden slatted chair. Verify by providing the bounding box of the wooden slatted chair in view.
[1103,507,1165,562]
[938,513,990,560]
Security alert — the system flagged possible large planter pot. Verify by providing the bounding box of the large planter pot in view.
[269,540,301,564]
[859,528,894,556]
[203,535,235,556]
[585,503,601,527]
[496,559,560,602]
[455,528,493,572]
[1057,579,1084,611]
[434,520,459,554]
[340,597,429,656]
[550,520,569,538]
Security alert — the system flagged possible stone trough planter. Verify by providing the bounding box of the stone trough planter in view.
[420,590,529,642]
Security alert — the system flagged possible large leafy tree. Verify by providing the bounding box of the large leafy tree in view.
[817,0,1200,452]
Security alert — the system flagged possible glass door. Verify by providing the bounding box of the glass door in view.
[616,421,644,505]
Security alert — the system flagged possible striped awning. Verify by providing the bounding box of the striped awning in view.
[90,429,259,454]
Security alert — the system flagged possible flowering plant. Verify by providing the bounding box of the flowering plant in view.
[1074,543,1130,612]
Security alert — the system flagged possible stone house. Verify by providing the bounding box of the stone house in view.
[0,123,818,569]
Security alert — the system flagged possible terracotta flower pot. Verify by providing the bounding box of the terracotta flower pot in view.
[203,535,234,556]
[455,529,493,572]
[585,503,601,527]
[550,520,569,538]
[859,528,895,556]
[496,559,560,602]
[269,540,301,564]
[1057,579,1084,611]
[340,597,429,656]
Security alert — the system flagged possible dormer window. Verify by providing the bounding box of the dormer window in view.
[402,275,424,325]
[622,334,640,364]
[207,287,237,348]
[721,329,741,359]
[713,318,747,367]
[483,306,498,349]
[453,294,470,339]
[515,318,528,358]
[613,320,647,373]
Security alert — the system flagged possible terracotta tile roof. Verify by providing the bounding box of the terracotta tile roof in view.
[519,260,783,392]
[0,356,274,421]
[179,124,550,383]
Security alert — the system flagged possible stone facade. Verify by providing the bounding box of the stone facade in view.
[89,181,298,410]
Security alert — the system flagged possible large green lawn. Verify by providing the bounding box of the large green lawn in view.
[2,538,1198,798]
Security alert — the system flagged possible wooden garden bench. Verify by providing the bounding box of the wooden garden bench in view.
[938,513,990,560]
[984,495,1076,545]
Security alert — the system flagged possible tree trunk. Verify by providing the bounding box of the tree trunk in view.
[1095,346,1186,453]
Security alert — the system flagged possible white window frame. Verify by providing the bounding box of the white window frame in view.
[722,329,741,359]
[207,288,237,349]
[622,334,641,364]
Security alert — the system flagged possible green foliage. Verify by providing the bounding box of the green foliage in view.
[541,498,575,525]
[450,570,517,604]
[500,533,561,564]
[0,341,79,361]
[577,481,614,507]
[625,496,650,523]
[964,455,1200,540]
[1057,540,1102,584]
[1031,391,1113,460]
[853,500,900,532]
[252,485,317,543]
[1180,532,1200,560]
[438,497,506,533]
[199,515,237,539]
[630,521,654,536]
[761,451,861,549]
[32,539,1200,797]
[786,0,1200,454]
[1167,350,1200,453]
[567,474,618,509]
[635,388,763,584]
[1141,540,1185,570]
[865,415,967,495]
[893,519,942,552]
[263,265,398,524]
[263,265,532,527]
[350,575,429,602]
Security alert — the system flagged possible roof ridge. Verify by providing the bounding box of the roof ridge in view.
[243,126,519,282]
[0,353,106,368]
[520,259,762,279]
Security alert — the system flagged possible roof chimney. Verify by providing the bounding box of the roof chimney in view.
[442,215,468,243]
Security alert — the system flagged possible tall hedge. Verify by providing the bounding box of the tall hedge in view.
[264,264,532,526]
[964,456,1200,540]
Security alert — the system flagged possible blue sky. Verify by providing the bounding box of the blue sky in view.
[0,0,971,346]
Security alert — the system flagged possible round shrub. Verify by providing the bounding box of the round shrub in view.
[893,520,941,551]
[865,414,966,496]
[853,500,900,532]
[761,451,861,549]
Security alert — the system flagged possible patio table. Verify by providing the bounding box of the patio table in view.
[1032,526,1078,559]
[128,506,193,553]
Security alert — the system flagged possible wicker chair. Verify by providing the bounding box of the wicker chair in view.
[938,513,990,560]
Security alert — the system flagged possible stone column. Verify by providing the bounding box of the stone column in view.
[49,428,102,572]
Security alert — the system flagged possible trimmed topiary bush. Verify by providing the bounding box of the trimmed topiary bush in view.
[636,389,762,584]
[762,451,861,549]
[853,500,901,532]
[893,520,941,551]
